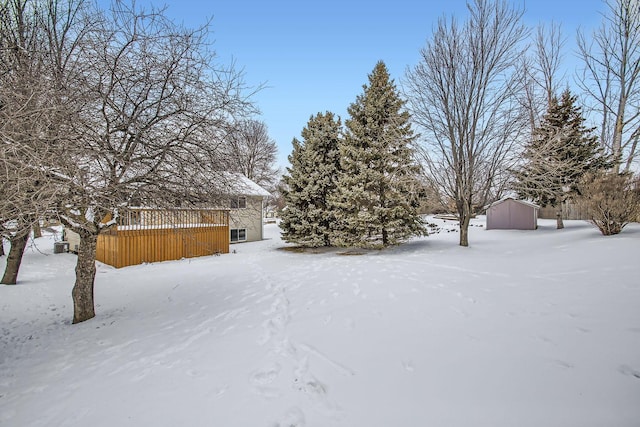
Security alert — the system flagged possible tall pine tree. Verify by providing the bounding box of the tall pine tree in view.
[280,112,342,247]
[515,89,611,228]
[331,61,425,248]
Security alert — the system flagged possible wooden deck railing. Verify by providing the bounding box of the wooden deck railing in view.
[96,208,229,268]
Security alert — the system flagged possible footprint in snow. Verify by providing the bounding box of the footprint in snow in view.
[294,375,327,397]
[213,385,228,398]
[402,360,415,372]
[449,306,469,318]
[293,373,342,418]
[270,406,305,427]
[345,318,355,330]
[619,365,640,379]
[249,362,282,399]
[250,362,281,387]
[551,359,574,369]
[185,368,202,378]
[353,284,361,296]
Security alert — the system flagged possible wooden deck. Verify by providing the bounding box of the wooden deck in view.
[96,209,229,268]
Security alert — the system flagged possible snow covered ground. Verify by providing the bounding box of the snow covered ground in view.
[1,217,639,427]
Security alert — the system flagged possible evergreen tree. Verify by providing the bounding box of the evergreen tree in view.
[514,89,611,228]
[280,112,342,247]
[331,61,425,248]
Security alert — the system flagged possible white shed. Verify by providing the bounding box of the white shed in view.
[486,198,539,230]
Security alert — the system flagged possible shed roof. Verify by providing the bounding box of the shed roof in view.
[486,197,539,210]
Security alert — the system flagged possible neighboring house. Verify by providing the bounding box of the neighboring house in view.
[263,205,278,224]
[486,198,539,230]
[62,228,81,254]
[226,174,271,243]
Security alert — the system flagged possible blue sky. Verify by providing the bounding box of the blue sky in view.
[116,0,606,169]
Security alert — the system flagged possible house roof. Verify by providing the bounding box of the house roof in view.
[486,197,540,210]
[223,172,271,197]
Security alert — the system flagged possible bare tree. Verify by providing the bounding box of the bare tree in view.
[404,0,528,247]
[268,174,287,212]
[1,0,41,283]
[577,0,640,173]
[49,1,256,323]
[518,22,566,133]
[533,23,566,109]
[0,0,80,284]
[224,119,279,189]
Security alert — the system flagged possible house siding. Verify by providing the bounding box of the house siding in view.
[229,195,264,243]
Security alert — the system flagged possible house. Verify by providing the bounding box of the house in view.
[226,174,271,243]
[61,175,270,268]
[486,198,539,230]
[63,228,81,254]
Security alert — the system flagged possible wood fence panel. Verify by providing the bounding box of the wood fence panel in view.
[538,203,589,220]
[94,209,229,268]
[96,235,105,265]
[98,225,228,268]
[97,233,119,267]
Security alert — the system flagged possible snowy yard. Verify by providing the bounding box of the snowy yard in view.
[1,217,639,427]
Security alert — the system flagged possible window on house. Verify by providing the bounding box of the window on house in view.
[230,196,247,209]
[230,228,247,242]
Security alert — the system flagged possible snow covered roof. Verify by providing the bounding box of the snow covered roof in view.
[222,172,271,197]
[486,197,539,209]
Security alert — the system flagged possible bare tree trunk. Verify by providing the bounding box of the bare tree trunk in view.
[1,231,30,285]
[459,216,471,247]
[556,209,564,229]
[624,132,639,173]
[72,232,98,324]
[0,239,5,257]
[32,221,42,239]
[458,199,472,247]
[612,109,626,174]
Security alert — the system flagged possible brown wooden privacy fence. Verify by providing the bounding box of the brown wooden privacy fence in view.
[96,208,230,268]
